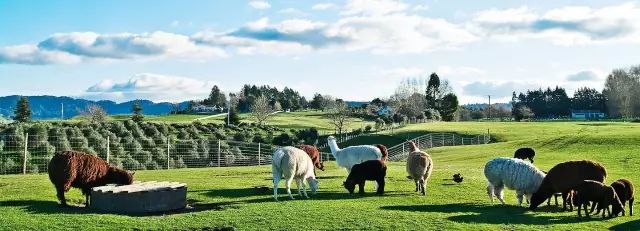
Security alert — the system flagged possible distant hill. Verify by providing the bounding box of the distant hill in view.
[0,95,188,120]
[463,103,512,110]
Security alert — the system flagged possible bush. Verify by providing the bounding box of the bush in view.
[364,125,372,132]
[424,109,441,121]
[272,133,293,146]
[233,132,249,142]
[252,134,267,143]
[375,118,385,130]
[632,118,640,123]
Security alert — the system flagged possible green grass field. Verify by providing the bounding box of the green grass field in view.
[1,122,639,230]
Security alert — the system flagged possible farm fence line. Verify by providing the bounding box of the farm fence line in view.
[0,131,490,175]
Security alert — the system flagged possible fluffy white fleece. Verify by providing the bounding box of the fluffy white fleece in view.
[272,146,318,201]
[327,136,382,172]
[484,157,546,206]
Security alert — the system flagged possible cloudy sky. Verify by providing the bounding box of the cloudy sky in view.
[1,0,639,103]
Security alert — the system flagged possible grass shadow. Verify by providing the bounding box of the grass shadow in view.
[609,219,640,230]
[1,200,90,215]
[380,203,583,225]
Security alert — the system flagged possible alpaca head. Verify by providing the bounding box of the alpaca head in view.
[307,177,319,195]
[107,167,134,185]
[316,162,325,171]
[343,180,356,194]
[606,186,624,217]
[408,141,418,152]
[327,136,337,143]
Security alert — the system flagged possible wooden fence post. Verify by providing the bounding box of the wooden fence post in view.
[441,133,445,146]
[258,143,261,165]
[217,140,221,167]
[23,133,28,174]
[166,136,170,170]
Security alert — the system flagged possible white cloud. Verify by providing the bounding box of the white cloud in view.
[462,81,540,98]
[248,1,271,9]
[342,0,408,16]
[0,45,81,65]
[437,66,486,76]
[566,70,602,82]
[470,2,640,45]
[85,73,216,102]
[312,3,335,10]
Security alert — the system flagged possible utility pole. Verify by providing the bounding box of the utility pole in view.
[487,95,492,120]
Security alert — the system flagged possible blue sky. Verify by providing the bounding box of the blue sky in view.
[1,0,639,103]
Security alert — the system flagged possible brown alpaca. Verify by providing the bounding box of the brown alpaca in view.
[297,145,324,171]
[375,144,388,162]
[48,150,133,206]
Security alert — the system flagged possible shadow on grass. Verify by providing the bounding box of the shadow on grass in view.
[609,219,640,231]
[1,200,89,215]
[380,203,583,225]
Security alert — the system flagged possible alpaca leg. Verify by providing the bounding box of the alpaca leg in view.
[517,192,524,207]
[295,179,302,197]
[494,185,505,204]
[273,174,280,201]
[562,192,571,211]
[555,194,559,206]
[301,179,309,198]
[487,184,494,203]
[55,185,68,206]
[377,179,385,195]
[630,198,634,216]
[358,182,366,195]
[285,177,295,200]
[420,178,426,196]
[578,203,583,217]
[415,180,419,192]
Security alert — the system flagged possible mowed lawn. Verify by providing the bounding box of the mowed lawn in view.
[1,122,639,230]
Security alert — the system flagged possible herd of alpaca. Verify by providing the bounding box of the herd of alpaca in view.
[45,137,633,221]
[486,148,635,218]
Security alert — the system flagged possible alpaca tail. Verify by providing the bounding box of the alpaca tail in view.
[408,141,419,152]
[375,144,388,162]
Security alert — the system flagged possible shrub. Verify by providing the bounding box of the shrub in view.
[364,125,372,132]
[233,132,249,142]
[424,109,441,121]
[252,134,267,143]
[375,118,385,130]
[272,133,293,146]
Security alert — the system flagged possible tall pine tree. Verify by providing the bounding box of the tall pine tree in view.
[131,101,144,122]
[14,97,32,122]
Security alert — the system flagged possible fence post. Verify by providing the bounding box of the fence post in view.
[462,137,464,145]
[402,142,405,154]
[429,134,433,148]
[258,143,261,166]
[23,133,28,174]
[217,140,221,167]
[106,136,110,164]
[452,134,456,145]
[441,133,445,146]
[166,136,170,170]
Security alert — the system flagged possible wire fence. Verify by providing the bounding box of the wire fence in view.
[0,130,490,175]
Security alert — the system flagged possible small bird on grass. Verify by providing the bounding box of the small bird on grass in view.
[453,173,464,183]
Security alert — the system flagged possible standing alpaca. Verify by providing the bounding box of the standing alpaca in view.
[297,144,324,172]
[484,157,546,206]
[272,146,319,201]
[406,141,434,195]
[529,160,607,210]
[343,160,387,195]
[326,136,388,173]
[48,150,133,206]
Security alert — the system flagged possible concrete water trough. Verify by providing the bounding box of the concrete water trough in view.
[90,181,187,214]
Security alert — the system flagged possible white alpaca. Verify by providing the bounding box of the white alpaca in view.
[272,146,319,201]
[326,136,386,173]
[484,157,546,206]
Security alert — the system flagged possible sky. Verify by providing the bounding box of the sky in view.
[1,0,640,104]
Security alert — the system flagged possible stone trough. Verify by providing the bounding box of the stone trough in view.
[90,181,187,214]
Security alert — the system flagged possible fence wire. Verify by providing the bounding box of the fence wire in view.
[0,131,489,175]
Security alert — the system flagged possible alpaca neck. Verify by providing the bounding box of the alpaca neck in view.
[327,140,341,157]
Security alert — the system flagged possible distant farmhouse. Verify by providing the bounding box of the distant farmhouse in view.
[571,110,605,119]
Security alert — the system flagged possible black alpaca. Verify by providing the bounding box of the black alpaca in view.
[343,160,387,195]
[514,147,536,163]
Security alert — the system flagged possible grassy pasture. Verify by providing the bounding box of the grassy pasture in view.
[1,122,639,230]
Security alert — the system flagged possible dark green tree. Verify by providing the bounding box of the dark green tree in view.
[439,93,459,121]
[131,101,144,122]
[14,97,32,122]
[203,85,227,108]
[310,93,325,110]
[425,73,440,109]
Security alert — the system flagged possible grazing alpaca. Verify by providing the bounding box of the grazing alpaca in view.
[484,157,546,206]
[572,180,624,218]
[541,170,572,207]
[609,179,634,216]
[326,136,388,172]
[272,146,319,201]
[514,147,535,163]
[406,141,433,195]
[48,150,133,206]
[343,160,387,195]
[297,144,324,171]
[529,160,607,210]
